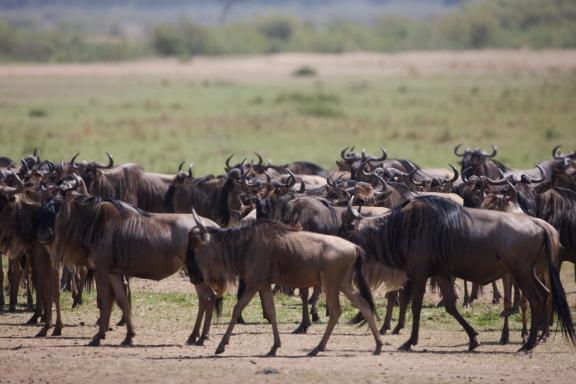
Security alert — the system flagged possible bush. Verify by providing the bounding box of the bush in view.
[292,65,317,77]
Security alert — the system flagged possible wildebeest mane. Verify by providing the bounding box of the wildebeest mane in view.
[360,196,466,270]
[536,188,576,255]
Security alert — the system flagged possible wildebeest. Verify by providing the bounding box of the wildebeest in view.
[187,211,383,356]
[349,195,575,352]
[0,174,63,336]
[36,176,219,346]
[70,153,172,213]
[454,144,509,179]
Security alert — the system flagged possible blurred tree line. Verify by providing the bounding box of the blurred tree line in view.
[0,0,575,61]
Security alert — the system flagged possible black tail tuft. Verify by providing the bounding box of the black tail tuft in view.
[549,262,576,346]
[354,247,378,319]
[185,238,204,285]
[215,296,223,318]
[85,269,95,293]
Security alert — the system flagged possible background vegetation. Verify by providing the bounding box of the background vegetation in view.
[0,0,575,62]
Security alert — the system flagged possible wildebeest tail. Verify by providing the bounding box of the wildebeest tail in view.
[215,296,223,318]
[540,225,576,346]
[354,246,377,316]
[85,269,95,293]
[185,233,204,285]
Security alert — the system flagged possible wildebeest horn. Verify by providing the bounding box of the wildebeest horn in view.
[253,153,263,166]
[11,171,25,192]
[20,159,29,174]
[461,167,474,183]
[104,152,114,168]
[552,145,563,159]
[347,195,362,220]
[191,209,208,241]
[374,147,388,162]
[447,164,459,182]
[264,170,273,184]
[298,182,305,193]
[70,153,81,170]
[178,161,185,173]
[188,163,194,178]
[409,170,423,186]
[484,174,508,185]
[33,148,40,162]
[286,170,296,188]
[454,144,466,157]
[520,164,546,184]
[340,146,357,160]
[225,155,234,170]
[485,145,497,158]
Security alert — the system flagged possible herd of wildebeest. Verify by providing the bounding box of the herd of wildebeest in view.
[0,144,575,357]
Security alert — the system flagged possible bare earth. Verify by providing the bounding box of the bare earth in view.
[1,274,576,384]
[1,50,576,83]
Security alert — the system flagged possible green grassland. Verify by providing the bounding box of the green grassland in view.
[0,69,575,175]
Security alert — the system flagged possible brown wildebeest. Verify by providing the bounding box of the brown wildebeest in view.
[187,211,383,356]
[36,176,219,346]
[351,195,575,352]
[0,176,63,336]
[70,153,172,213]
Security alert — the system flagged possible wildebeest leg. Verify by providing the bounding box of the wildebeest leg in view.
[438,276,479,351]
[341,284,383,355]
[72,267,87,308]
[462,280,470,307]
[260,286,281,357]
[310,286,320,322]
[398,277,426,351]
[188,283,215,345]
[215,286,258,354]
[25,268,34,311]
[391,281,412,335]
[520,295,528,343]
[516,275,546,352]
[188,289,206,345]
[380,291,397,335]
[292,288,310,334]
[35,256,54,338]
[109,274,135,346]
[236,279,247,325]
[492,280,502,304]
[52,266,63,336]
[197,291,217,346]
[499,274,513,345]
[89,274,114,347]
[0,256,5,309]
[8,257,21,312]
[308,283,341,357]
[26,253,43,325]
[116,276,130,326]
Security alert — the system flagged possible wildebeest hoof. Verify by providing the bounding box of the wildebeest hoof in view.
[26,316,39,325]
[266,346,279,357]
[307,347,322,357]
[121,338,133,347]
[195,338,206,346]
[215,344,226,354]
[398,342,412,351]
[468,338,480,351]
[517,344,533,354]
[312,313,320,323]
[373,342,383,355]
[237,316,247,325]
[88,339,101,347]
[186,335,197,345]
[117,319,126,327]
[35,328,48,338]
[499,334,509,345]
[292,324,308,334]
[52,327,62,337]
[391,328,402,335]
[379,328,389,336]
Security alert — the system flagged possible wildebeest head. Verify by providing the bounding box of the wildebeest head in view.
[550,146,576,190]
[69,152,114,186]
[454,144,507,178]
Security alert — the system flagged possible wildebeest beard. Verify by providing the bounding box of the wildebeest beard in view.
[358,196,468,270]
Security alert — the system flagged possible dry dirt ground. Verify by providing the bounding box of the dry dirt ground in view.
[1,274,576,384]
[1,50,575,82]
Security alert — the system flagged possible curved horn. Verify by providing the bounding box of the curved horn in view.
[188,162,194,178]
[520,164,546,184]
[286,170,296,188]
[11,172,25,192]
[264,170,273,184]
[104,152,114,168]
[178,161,185,173]
[409,171,424,186]
[486,145,497,158]
[253,153,263,166]
[340,146,350,160]
[552,145,563,159]
[19,159,29,174]
[461,167,474,183]
[225,155,234,170]
[454,144,466,157]
[484,174,508,185]
[33,148,40,162]
[373,147,388,162]
[70,153,81,170]
[447,164,459,183]
[298,182,306,194]
[347,195,362,220]
[191,209,208,241]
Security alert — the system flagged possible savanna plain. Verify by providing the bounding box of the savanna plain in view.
[1,50,576,384]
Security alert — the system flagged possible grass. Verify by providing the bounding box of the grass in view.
[0,69,575,175]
